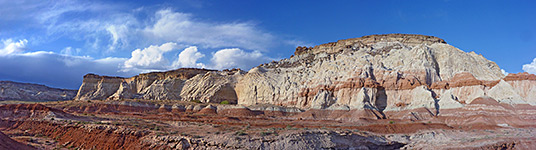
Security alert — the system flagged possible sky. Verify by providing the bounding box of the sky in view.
[0,0,535,89]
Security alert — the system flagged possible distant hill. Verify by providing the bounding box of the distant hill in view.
[0,81,77,101]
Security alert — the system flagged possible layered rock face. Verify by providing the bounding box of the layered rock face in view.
[76,34,535,114]
[75,68,244,103]
[0,81,77,101]
[236,34,533,113]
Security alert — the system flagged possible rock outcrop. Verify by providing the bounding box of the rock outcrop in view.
[0,81,77,101]
[236,34,521,113]
[75,68,244,104]
[75,34,535,115]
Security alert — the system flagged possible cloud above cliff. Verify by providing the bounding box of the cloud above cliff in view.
[123,42,179,71]
[523,58,536,74]
[123,43,273,72]
[210,48,273,69]
[172,46,206,68]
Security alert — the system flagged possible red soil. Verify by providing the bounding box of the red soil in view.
[0,130,35,150]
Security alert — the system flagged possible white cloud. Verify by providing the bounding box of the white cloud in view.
[172,46,206,68]
[501,69,509,76]
[522,58,536,74]
[122,44,273,72]
[210,48,273,70]
[60,46,81,56]
[0,39,28,56]
[106,24,131,51]
[123,42,179,71]
[143,9,275,51]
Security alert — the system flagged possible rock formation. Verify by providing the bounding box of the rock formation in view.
[74,34,536,116]
[0,81,77,101]
[75,68,244,104]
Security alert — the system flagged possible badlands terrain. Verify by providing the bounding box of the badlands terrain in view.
[1,34,535,149]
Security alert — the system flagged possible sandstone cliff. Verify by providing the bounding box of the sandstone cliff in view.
[0,81,77,101]
[75,68,244,103]
[75,34,535,114]
[236,34,521,112]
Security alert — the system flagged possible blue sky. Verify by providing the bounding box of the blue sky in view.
[0,0,535,89]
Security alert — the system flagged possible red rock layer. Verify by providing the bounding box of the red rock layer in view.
[430,72,500,89]
[299,72,501,99]
[0,104,73,120]
[503,72,536,81]
[7,120,154,150]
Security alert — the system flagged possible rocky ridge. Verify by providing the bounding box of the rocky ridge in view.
[0,81,77,101]
[75,68,245,104]
[74,34,535,117]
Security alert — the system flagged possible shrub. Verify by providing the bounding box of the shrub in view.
[235,130,247,136]
[220,100,230,105]
[389,121,395,124]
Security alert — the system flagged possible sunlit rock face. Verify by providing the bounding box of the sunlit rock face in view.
[75,68,245,104]
[236,34,532,112]
[75,34,535,114]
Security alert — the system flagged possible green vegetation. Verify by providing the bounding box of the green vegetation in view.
[191,100,202,103]
[220,100,230,104]
[389,121,395,124]
[260,130,277,136]
[235,130,247,136]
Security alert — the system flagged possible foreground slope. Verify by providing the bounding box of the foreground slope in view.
[0,131,34,150]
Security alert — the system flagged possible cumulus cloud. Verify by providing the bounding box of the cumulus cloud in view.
[501,69,509,76]
[522,58,536,74]
[0,39,28,56]
[210,48,273,70]
[124,42,179,71]
[172,46,206,68]
[122,44,273,72]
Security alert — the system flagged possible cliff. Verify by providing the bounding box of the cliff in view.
[0,81,77,101]
[75,34,535,114]
[75,68,245,103]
